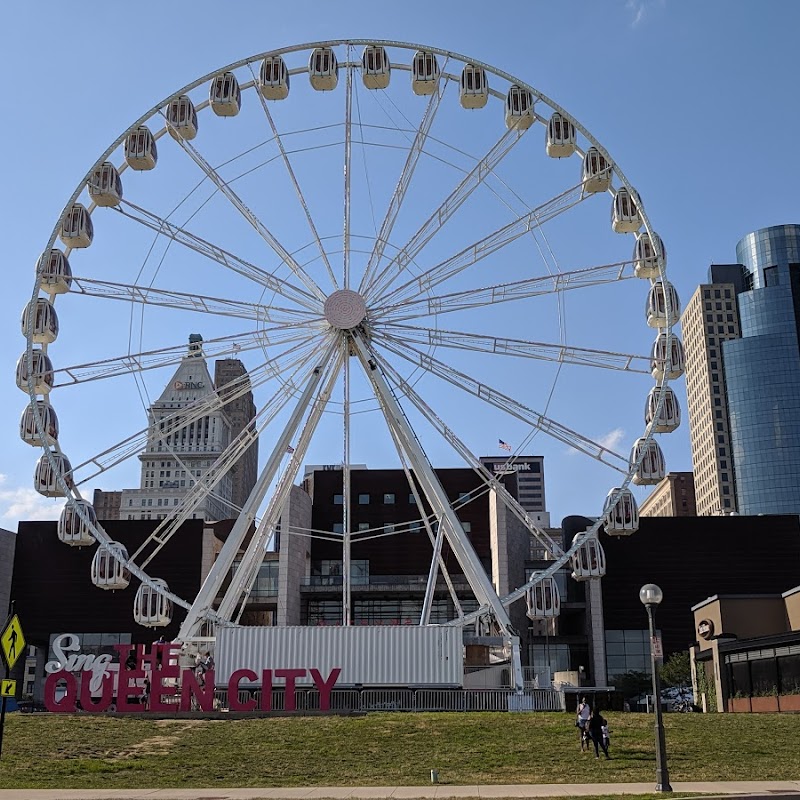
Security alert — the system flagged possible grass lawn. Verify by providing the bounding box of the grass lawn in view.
[0,711,796,789]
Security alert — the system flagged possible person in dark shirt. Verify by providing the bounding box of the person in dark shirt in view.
[588,710,611,759]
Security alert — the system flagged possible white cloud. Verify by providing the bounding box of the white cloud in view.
[626,0,645,26]
[597,427,626,452]
[626,0,665,27]
[0,473,60,527]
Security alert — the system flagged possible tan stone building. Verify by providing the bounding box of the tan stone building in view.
[680,275,741,515]
[639,472,697,517]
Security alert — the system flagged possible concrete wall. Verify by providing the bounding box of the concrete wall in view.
[277,485,312,625]
[693,595,787,652]
[784,587,800,631]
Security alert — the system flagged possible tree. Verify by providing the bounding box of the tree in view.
[610,670,651,699]
[659,651,691,688]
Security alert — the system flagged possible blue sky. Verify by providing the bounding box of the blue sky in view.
[2,0,799,532]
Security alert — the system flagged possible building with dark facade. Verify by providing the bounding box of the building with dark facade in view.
[683,225,800,515]
[214,358,258,512]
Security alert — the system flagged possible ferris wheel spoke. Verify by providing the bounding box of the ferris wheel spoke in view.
[131,351,327,569]
[246,63,339,292]
[378,379,465,623]
[358,77,447,296]
[376,351,563,557]
[52,325,313,388]
[162,117,328,303]
[113,201,321,313]
[377,323,649,374]
[373,182,587,309]
[71,335,323,485]
[350,330,515,635]
[69,275,319,325]
[375,333,629,472]
[372,260,636,324]
[343,61,354,289]
[214,342,345,625]
[365,127,524,302]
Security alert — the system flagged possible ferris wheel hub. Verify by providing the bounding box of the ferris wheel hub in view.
[324,289,367,329]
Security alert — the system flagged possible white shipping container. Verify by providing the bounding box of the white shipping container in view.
[216,625,463,688]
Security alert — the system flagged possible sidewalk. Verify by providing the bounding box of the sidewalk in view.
[0,783,799,800]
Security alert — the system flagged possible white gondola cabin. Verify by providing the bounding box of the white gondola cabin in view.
[646,280,680,328]
[361,46,390,90]
[526,574,561,619]
[582,147,611,193]
[37,249,72,295]
[412,51,439,95]
[21,298,58,344]
[58,500,96,547]
[603,487,639,535]
[210,72,241,117]
[124,126,158,171]
[645,386,681,433]
[259,56,290,100]
[629,437,666,486]
[16,349,54,395]
[166,95,198,141]
[612,187,641,234]
[460,64,488,109]
[505,85,534,130]
[633,231,666,279]
[546,112,577,158]
[570,534,607,581]
[91,542,131,591]
[134,579,173,627]
[20,400,59,447]
[88,162,123,207]
[34,452,74,497]
[59,203,93,248]
[651,332,685,381]
[309,47,338,91]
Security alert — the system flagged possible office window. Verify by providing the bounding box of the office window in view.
[333,494,344,505]
[408,493,417,504]
[358,523,370,532]
[461,521,472,533]
[333,523,344,534]
[383,493,395,505]
[358,494,370,505]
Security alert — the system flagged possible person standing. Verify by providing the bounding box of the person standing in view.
[576,696,592,751]
[588,710,611,759]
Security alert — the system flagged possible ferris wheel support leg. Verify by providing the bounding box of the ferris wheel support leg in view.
[351,330,523,690]
[176,359,329,642]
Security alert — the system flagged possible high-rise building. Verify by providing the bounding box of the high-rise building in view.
[726,225,800,514]
[214,358,258,512]
[683,225,800,515]
[479,455,549,527]
[639,472,696,517]
[681,273,741,515]
[95,336,237,522]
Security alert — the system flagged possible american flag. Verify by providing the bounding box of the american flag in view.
[286,445,295,454]
[498,439,512,452]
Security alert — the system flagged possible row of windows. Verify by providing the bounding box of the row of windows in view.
[333,491,477,506]
[329,520,472,534]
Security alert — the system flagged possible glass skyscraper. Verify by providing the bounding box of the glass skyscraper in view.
[724,225,800,514]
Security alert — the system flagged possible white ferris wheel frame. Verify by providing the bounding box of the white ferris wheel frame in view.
[22,39,676,684]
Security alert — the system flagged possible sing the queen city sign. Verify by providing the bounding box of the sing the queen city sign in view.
[44,634,341,713]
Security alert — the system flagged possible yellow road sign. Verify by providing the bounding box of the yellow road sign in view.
[0,615,25,671]
[0,680,15,698]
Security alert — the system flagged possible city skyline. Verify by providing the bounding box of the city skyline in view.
[3,2,800,531]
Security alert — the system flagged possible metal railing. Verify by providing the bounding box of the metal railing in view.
[208,687,565,713]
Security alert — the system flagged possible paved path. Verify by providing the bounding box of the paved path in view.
[0,783,798,799]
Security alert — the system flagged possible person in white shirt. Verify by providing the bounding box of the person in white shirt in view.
[576,697,592,751]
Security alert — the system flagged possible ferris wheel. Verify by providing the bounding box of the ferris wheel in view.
[18,40,684,682]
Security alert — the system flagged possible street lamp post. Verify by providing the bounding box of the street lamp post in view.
[639,583,672,793]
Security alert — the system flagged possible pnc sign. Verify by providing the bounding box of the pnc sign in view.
[42,634,341,714]
[174,380,205,390]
